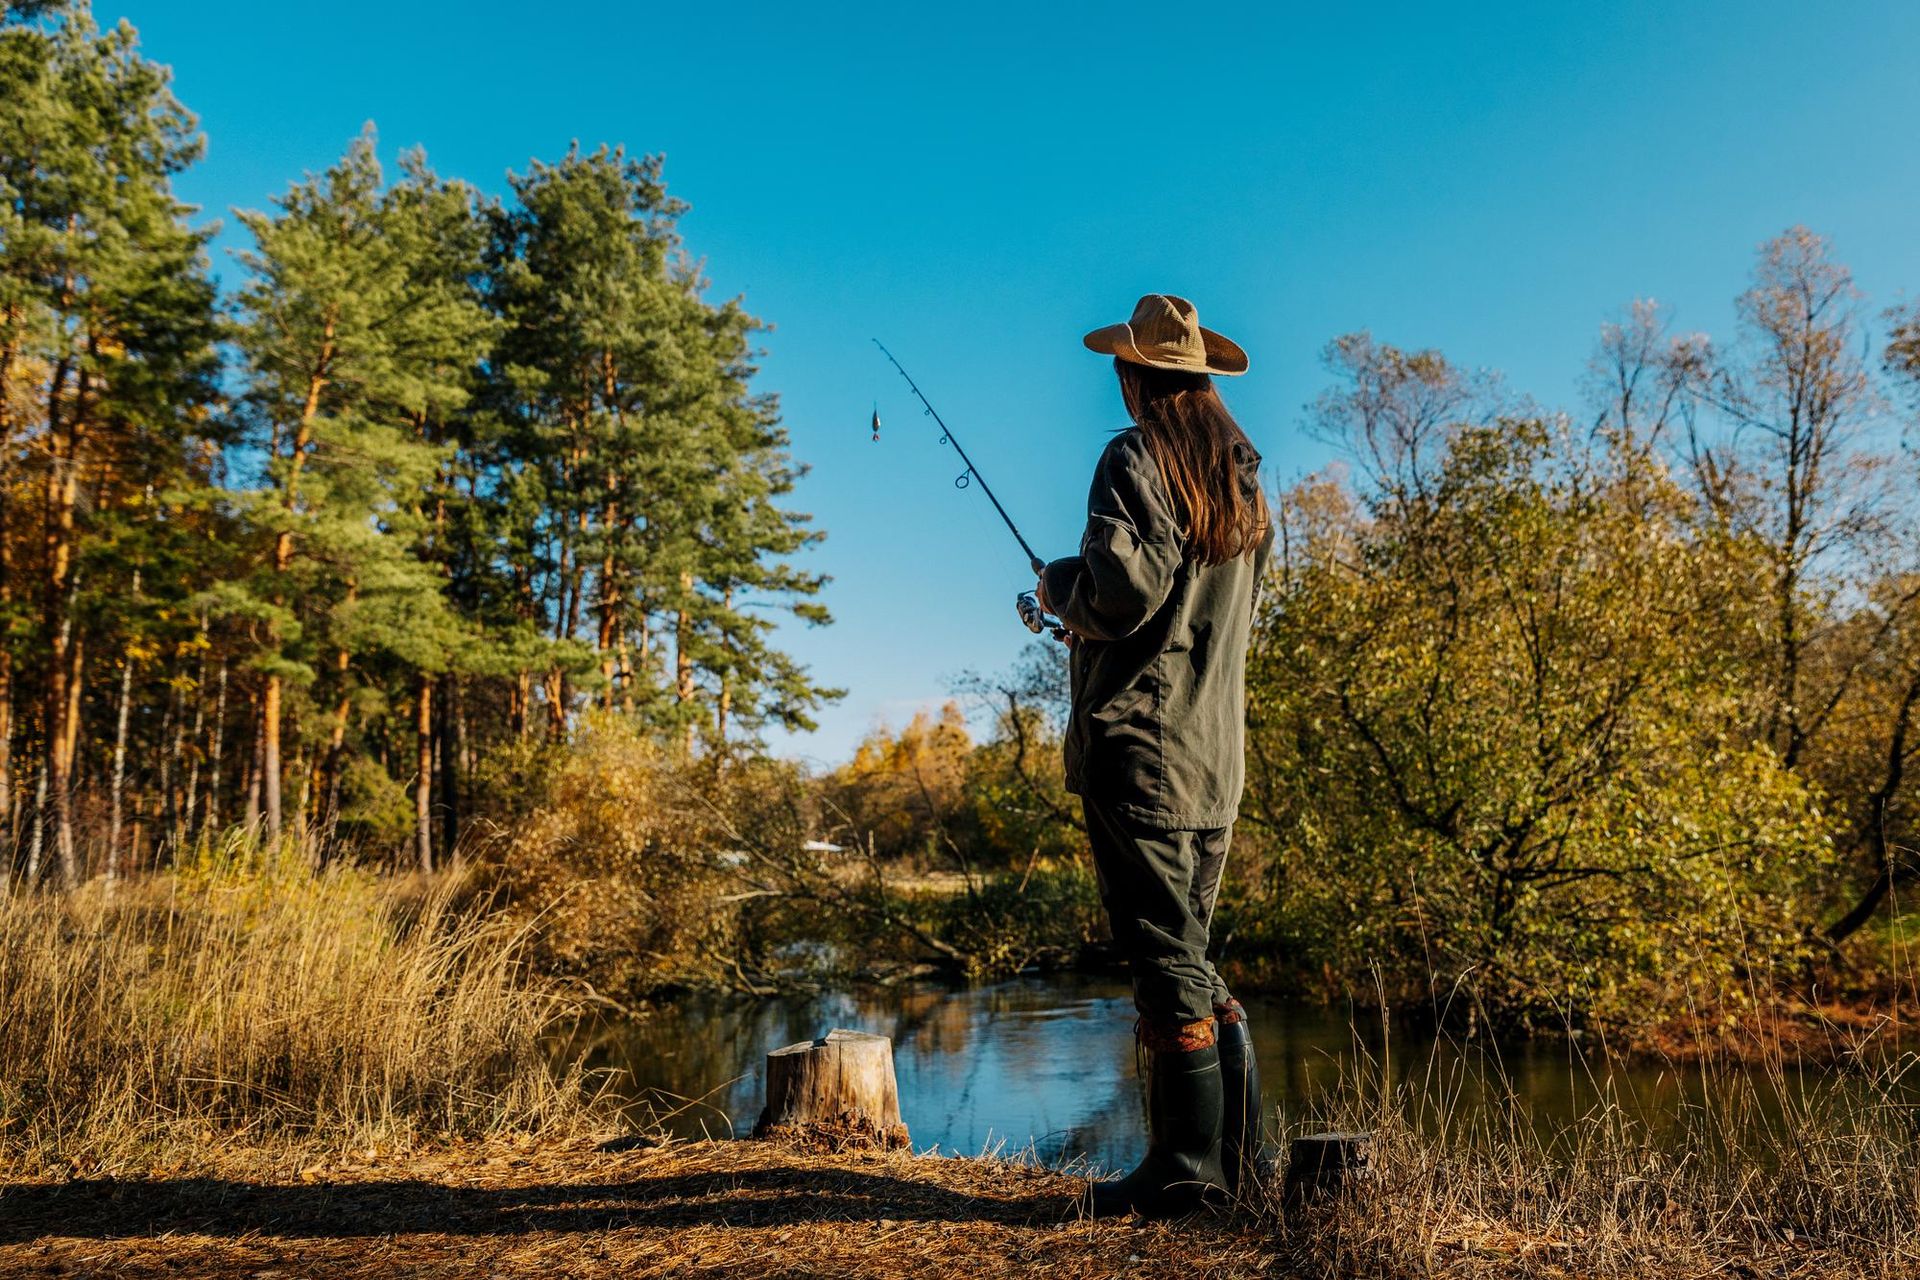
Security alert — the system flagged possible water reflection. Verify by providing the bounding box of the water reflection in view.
[565,973,1894,1170]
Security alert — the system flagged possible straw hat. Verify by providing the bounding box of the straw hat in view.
[1083,294,1248,376]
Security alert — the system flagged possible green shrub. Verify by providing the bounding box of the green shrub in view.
[925,860,1104,980]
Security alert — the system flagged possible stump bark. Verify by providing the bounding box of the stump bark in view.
[752,1029,910,1150]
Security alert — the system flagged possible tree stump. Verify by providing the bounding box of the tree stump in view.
[751,1029,910,1151]
[1283,1131,1373,1209]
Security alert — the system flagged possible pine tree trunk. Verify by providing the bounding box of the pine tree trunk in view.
[159,681,178,853]
[456,680,473,776]
[130,793,145,874]
[61,626,83,785]
[716,585,733,744]
[243,688,264,834]
[206,659,227,833]
[107,572,137,880]
[47,571,80,885]
[42,279,83,885]
[437,672,460,862]
[597,496,621,712]
[676,573,697,754]
[167,677,188,846]
[414,672,433,874]
[315,648,351,831]
[290,745,310,842]
[0,301,13,864]
[543,669,567,739]
[616,630,634,716]
[106,656,131,875]
[0,479,12,860]
[261,674,282,841]
[26,745,45,884]
[183,622,208,838]
[628,611,647,718]
[263,331,332,843]
[45,423,80,885]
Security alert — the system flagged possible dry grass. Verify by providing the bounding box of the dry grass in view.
[0,1136,1276,1280]
[7,1116,1914,1280]
[1260,1028,1920,1278]
[4,1031,1919,1276]
[0,835,597,1175]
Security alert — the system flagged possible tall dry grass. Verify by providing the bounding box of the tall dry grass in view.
[0,834,597,1174]
[1264,1019,1920,1277]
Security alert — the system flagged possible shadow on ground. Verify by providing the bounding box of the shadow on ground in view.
[0,1165,1062,1243]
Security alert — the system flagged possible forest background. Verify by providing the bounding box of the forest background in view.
[6,1,1920,1050]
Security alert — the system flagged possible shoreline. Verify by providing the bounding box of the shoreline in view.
[626,961,1919,1069]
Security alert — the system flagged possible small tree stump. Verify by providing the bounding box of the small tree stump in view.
[1283,1131,1373,1208]
[751,1029,910,1151]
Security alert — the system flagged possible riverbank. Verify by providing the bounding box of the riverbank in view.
[6,864,1914,1278]
[3,1134,1898,1280]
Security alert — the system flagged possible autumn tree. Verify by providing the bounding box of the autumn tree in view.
[1244,334,1832,1029]
[1675,229,1920,944]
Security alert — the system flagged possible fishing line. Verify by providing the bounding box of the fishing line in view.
[872,339,1045,575]
[871,339,1065,640]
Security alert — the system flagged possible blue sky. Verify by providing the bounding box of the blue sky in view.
[120,1,1920,766]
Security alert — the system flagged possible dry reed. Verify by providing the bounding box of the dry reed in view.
[0,834,597,1174]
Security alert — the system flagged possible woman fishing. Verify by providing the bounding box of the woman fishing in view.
[1035,294,1273,1218]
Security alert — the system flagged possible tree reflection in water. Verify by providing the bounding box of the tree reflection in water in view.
[561,974,1856,1170]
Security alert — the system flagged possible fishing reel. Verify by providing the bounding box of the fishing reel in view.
[1016,591,1070,643]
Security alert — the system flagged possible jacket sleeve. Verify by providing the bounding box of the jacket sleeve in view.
[1040,433,1183,642]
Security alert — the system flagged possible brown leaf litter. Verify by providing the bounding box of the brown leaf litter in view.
[0,1136,1276,1279]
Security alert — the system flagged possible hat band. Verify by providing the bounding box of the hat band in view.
[1119,323,1208,368]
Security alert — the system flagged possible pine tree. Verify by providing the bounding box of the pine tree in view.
[0,2,219,881]
[481,145,835,748]
[231,131,490,851]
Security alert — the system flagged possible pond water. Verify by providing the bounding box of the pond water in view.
[567,973,1873,1169]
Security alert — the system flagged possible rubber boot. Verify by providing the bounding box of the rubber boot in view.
[1216,1009,1271,1196]
[1087,1042,1228,1219]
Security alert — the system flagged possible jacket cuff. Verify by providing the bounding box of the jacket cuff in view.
[1040,556,1084,619]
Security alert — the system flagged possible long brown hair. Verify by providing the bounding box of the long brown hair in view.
[1115,358,1268,565]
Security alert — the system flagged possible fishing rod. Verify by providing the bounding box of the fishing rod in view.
[872,339,1045,575]
[871,339,1066,640]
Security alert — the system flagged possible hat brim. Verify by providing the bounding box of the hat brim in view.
[1082,322,1249,376]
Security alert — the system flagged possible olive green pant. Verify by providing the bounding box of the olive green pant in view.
[1082,797,1235,1027]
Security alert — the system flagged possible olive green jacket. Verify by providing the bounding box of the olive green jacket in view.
[1040,428,1270,831]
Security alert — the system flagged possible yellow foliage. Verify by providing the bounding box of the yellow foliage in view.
[829,702,972,858]
[487,715,739,1000]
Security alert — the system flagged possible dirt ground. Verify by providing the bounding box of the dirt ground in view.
[0,1137,1278,1280]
